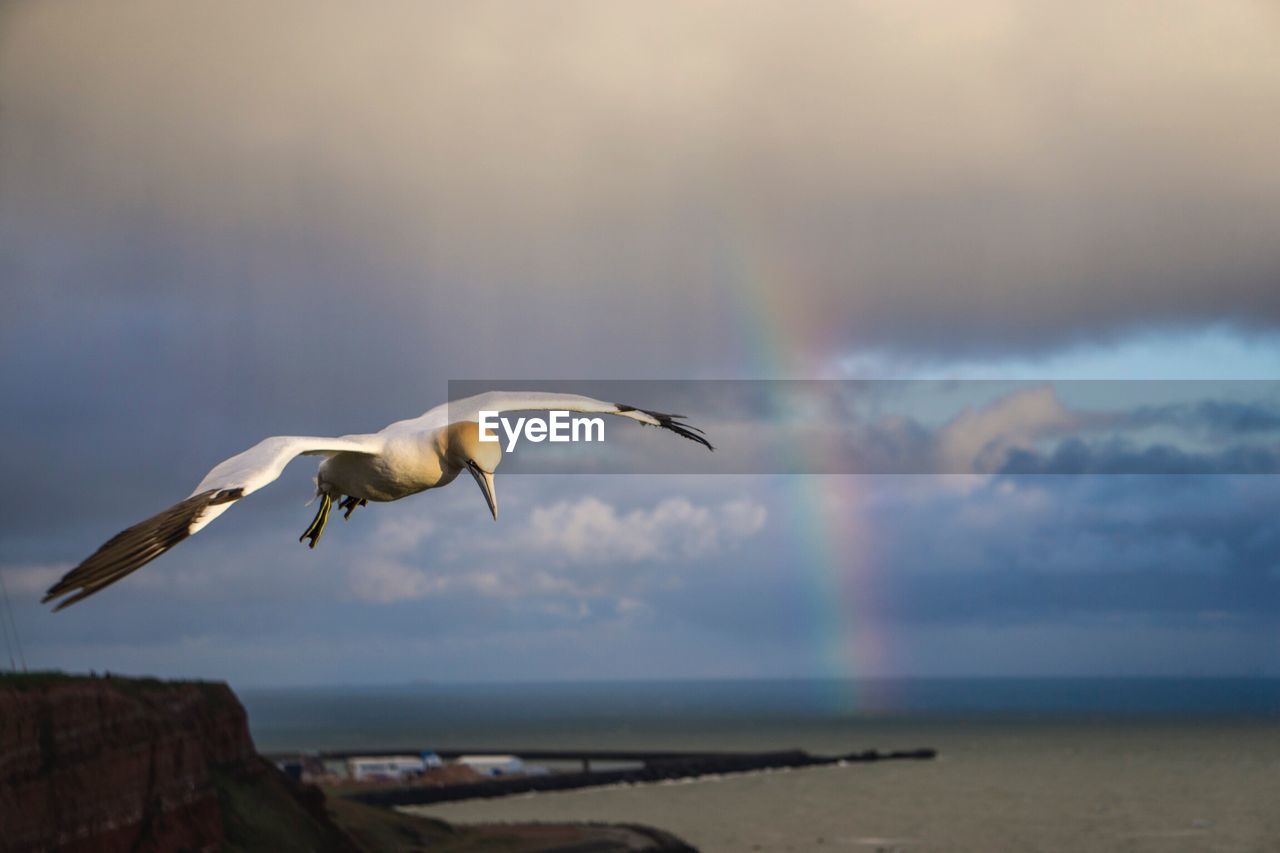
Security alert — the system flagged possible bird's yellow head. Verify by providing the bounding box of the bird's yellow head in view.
[443,421,501,520]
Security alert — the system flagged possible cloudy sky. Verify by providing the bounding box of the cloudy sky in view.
[1,0,1278,688]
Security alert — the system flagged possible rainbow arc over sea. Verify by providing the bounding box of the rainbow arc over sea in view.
[719,240,894,714]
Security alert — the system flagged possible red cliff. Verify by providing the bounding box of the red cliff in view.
[0,673,696,853]
[0,673,354,853]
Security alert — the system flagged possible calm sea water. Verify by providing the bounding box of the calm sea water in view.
[238,677,1280,753]
[239,680,1280,852]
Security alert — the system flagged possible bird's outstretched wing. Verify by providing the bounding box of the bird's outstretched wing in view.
[43,435,381,611]
[388,391,714,450]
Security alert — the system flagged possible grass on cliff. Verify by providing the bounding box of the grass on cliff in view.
[1,670,239,717]
[215,763,359,853]
[0,670,86,690]
[1,669,218,692]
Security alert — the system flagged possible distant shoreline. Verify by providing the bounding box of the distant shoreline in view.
[297,747,938,807]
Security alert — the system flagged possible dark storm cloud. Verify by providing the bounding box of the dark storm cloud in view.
[865,474,1280,623]
[884,568,1279,626]
[4,1,1280,681]
[3,1,1280,366]
[998,440,1280,476]
[581,473,1280,670]
[1126,400,1280,435]
[2,0,1278,536]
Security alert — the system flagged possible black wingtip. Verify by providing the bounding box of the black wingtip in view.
[623,405,715,451]
[43,488,236,612]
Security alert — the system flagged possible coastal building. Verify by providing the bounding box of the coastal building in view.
[454,754,524,776]
[347,755,427,782]
[273,754,332,784]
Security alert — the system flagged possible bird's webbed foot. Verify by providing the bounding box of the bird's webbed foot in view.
[299,494,333,549]
[339,496,368,520]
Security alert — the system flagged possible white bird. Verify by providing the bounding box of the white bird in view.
[44,391,711,611]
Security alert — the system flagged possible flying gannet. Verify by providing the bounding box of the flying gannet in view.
[44,391,712,611]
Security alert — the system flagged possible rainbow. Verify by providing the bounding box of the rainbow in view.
[719,239,895,713]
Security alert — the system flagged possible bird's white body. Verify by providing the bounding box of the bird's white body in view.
[45,390,711,610]
[318,431,455,502]
[194,391,687,506]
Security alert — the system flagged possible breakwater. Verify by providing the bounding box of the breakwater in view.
[326,747,937,807]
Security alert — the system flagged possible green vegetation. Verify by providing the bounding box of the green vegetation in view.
[326,799,458,852]
[0,670,84,690]
[215,764,357,853]
[0,670,238,713]
[0,669,214,692]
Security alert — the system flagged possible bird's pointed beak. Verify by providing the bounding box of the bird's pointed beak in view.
[468,462,498,521]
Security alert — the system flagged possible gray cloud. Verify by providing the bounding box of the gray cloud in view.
[3,0,1280,366]
[5,2,1280,683]
[1125,399,1280,435]
[7,471,1279,682]
[999,439,1280,476]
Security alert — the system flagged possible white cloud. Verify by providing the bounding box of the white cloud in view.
[370,514,437,556]
[350,558,446,604]
[937,385,1081,474]
[345,511,441,603]
[523,496,767,564]
[345,494,767,604]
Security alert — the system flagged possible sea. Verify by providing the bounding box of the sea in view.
[239,678,1280,852]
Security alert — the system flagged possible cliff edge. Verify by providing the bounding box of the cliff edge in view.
[0,672,360,852]
[0,672,696,853]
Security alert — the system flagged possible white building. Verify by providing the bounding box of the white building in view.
[455,754,525,776]
[347,755,427,782]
